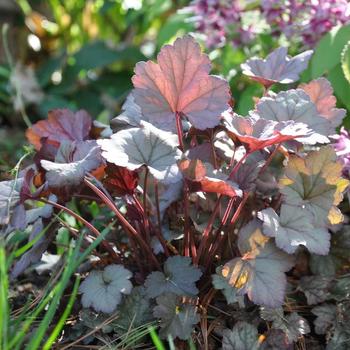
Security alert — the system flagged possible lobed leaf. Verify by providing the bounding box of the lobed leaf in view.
[279,146,349,225]
[153,293,199,340]
[41,141,103,189]
[222,321,260,350]
[98,121,182,184]
[299,78,346,129]
[79,264,133,314]
[26,109,92,150]
[258,204,330,255]
[224,112,314,152]
[254,89,331,144]
[132,35,230,130]
[145,256,202,298]
[241,47,313,87]
[222,220,294,307]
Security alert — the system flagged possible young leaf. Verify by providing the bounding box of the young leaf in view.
[222,321,260,350]
[279,146,349,225]
[26,109,92,150]
[98,122,182,184]
[41,141,102,188]
[178,159,242,197]
[79,264,133,314]
[153,293,199,340]
[132,35,230,130]
[145,256,202,298]
[255,89,331,144]
[221,220,294,307]
[299,78,346,129]
[298,276,332,305]
[224,112,314,152]
[258,204,330,255]
[265,310,310,343]
[104,164,138,196]
[241,47,313,87]
[311,304,337,335]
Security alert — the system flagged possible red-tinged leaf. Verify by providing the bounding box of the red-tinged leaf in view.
[178,159,206,181]
[241,47,313,88]
[104,163,138,196]
[299,78,346,129]
[132,35,230,131]
[26,109,92,150]
[224,113,311,152]
[179,159,241,197]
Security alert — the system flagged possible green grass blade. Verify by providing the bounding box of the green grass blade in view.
[42,275,80,350]
[0,244,9,350]
[148,326,166,350]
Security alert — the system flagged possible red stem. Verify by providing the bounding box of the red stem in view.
[175,111,184,152]
[84,178,160,269]
[194,194,222,265]
[228,151,250,178]
[183,184,191,257]
[39,198,120,262]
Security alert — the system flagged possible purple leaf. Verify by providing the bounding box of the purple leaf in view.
[132,35,230,131]
[241,47,313,87]
[41,140,102,188]
[26,109,92,150]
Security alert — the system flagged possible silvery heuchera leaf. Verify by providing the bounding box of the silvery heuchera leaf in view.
[299,78,346,129]
[110,92,143,132]
[132,35,230,131]
[79,264,133,314]
[41,140,102,188]
[222,220,294,307]
[258,204,330,255]
[112,286,153,335]
[11,219,56,279]
[145,256,202,298]
[329,277,350,301]
[212,267,238,304]
[178,159,242,197]
[298,276,332,305]
[241,47,313,87]
[222,322,260,350]
[254,89,331,144]
[312,304,337,335]
[279,146,349,225]
[266,310,310,343]
[153,293,199,340]
[98,121,182,184]
[26,109,92,150]
[224,112,314,152]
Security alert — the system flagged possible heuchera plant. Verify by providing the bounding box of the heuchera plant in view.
[2,35,350,348]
